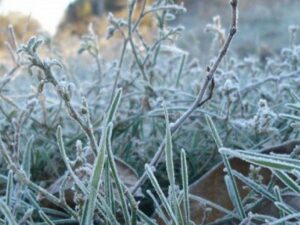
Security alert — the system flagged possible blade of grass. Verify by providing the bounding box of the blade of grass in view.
[145,164,179,225]
[273,170,300,193]
[0,199,18,225]
[147,190,170,224]
[189,194,239,218]
[219,148,300,172]
[181,149,190,225]
[38,210,55,225]
[206,115,246,219]
[275,202,298,215]
[80,125,107,225]
[274,186,286,225]
[232,170,276,201]
[21,136,34,178]
[5,171,13,207]
[106,124,131,225]
[163,105,183,223]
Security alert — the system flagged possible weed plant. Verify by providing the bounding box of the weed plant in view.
[0,0,300,224]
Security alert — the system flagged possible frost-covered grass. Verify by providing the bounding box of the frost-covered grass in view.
[0,0,300,224]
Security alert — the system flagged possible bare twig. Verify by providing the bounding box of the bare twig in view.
[7,25,18,50]
[131,0,239,194]
[1,25,20,90]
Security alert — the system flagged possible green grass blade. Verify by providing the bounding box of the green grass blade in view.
[95,198,120,225]
[232,170,276,201]
[279,113,300,122]
[224,175,245,219]
[145,164,179,225]
[136,210,157,225]
[146,190,169,224]
[205,115,223,148]
[220,148,300,172]
[189,194,239,218]
[5,171,13,207]
[104,161,116,217]
[275,202,298,215]
[0,199,18,225]
[181,149,190,225]
[267,213,300,225]
[163,106,180,218]
[285,103,300,110]
[206,116,246,219]
[80,125,107,225]
[106,124,131,225]
[274,186,286,225]
[164,105,175,190]
[106,88,122,124]
[175,53,186,88]
[21,136,34,178]
[273,170,300,193]
[56,126,87,193]
[38,210,55,225]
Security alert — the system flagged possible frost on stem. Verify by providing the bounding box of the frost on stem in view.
[131,0,239,194]
[289,25,299,47]
[232,99,278,135]
[205,15,226,55]
[253,99,277,135]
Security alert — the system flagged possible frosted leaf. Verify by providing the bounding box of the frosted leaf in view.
[291,122,300,129]
[26,98,37,109]
[252,99,278,134]
[231,119,252,130]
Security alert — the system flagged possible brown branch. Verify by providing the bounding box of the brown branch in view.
[131,0,239,194]
[198,77,215,107]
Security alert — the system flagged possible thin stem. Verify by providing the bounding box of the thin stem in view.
[131,0,238,194]
[29,55,99,155]
[110,39,128,106]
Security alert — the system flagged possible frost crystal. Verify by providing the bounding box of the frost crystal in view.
[252,99,277,134]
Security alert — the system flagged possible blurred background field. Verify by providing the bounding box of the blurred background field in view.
[0,0,300,61]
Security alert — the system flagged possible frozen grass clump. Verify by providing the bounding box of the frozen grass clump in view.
[1,0,300,224]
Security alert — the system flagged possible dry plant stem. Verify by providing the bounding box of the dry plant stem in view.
[0,91,48,131]
[30,57,98,155]
[8,25,18,51]
[110,0,146,104]
[1,26,20,90]
[5,42,18,65]
[132,0,147,33]
[110,40,128,105]
[13,112,24,162]
[0,92,19,109]
[95,54,102,78]
[127,1,148,82]
[142,28,182,67]
[110,0,177,101]
[131,0,238,194]
[1,65,19,95]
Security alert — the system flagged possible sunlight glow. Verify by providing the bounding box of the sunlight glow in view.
[1,0,75,35]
